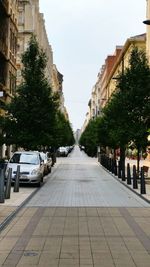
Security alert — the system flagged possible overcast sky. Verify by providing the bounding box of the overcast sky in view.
[39,0,146,131]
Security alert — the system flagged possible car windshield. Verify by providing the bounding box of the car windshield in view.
[10,153,40,165]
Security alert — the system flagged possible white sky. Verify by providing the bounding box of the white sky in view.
[39,0,146,131]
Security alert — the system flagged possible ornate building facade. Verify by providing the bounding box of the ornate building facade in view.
[0,0,18,158]
[17,0,53,87]
[0,0,18,106]
[17,0,68,118]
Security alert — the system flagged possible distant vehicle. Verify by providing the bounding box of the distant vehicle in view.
[57,147,68,157]
[40,152,52,175]
[5,151,44,186]
[79,145,85,151]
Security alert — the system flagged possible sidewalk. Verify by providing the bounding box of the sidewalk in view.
[126,158,150,177]
[110,158,150,203]
[0,162,60,232]
[0,186,38,231]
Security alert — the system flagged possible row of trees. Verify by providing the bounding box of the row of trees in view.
[80,47,150,173]
[0,36,75,155]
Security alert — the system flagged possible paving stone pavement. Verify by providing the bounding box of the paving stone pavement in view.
[0,146,150,267]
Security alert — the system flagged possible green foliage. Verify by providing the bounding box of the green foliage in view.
[116,46,150,149]
[81,46,150,159]
[3,35,58,150]
[97,47,150,152]
[53,111,75,148]
[79,118,99,157]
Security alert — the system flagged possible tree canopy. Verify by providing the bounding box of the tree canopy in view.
[2,36,58,150]
[80,46,150,162]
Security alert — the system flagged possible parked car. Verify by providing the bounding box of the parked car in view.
[40,152,52,175]
[57,147,68,157]
[5,151,44,186]
[79,145,85,151]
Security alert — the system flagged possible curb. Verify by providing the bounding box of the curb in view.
[99,163,150,205]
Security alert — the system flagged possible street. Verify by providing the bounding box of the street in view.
[27,146,149,207]
[0,146,150,267]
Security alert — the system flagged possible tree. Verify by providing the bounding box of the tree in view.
[101,89,131,163]
[79,118,99,157]
[96,47,150,173]
[3,35,58,150]
[116,47,150,172]
[53,111,75,148]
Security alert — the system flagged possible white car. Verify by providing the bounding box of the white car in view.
[5,151,44,186]
[57,147,68,157]
[40,152,52,175]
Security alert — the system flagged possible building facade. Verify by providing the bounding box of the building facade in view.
[0,0,18,105]
[17,0,67,117]
[83,34,146,131]
[105,34,146,100]
[17,0,53,87]
[0,0,18,158]
[52,64,68,119]
[86,46,122,123]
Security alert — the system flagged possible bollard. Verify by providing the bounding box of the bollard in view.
[133,165,138,189]
[98,154,101,164]
[114,160,117,176]
[108,158,111,171]
[0,169,5,203]
[111,159,114,174]
[103,155,106,167]
[106,156,108,169]
[51,152,56,166]
[14,165,20,192]
[140,167,146,194]
[5,168,12,199]
[121,163,126,181]
[118,161,121,179]
[127,163,131,185]
[104,156,108,169]
[104,155,107,168]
